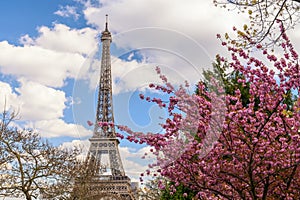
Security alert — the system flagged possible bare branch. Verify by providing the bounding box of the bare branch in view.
[0,111,82,200]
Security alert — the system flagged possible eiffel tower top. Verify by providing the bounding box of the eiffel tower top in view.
[92,14,115,139]
[101,14,112,42]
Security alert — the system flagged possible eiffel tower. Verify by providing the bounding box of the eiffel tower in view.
[74,15,135,200]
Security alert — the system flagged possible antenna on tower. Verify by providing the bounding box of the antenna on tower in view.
[105,14,108,31]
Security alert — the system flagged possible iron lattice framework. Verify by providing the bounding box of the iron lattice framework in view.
[74,16,135,200]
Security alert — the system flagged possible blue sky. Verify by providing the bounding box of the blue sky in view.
[0,0,81,43]
[1,0,299,182]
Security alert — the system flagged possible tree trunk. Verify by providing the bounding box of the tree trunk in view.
[25,191,32,200]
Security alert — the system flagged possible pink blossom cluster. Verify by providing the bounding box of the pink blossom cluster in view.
[97,121,114,127]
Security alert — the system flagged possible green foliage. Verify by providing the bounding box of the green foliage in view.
[202,56,253,107]
[160,182,196,200]
[283,89,298,111]
[202,56,296,110]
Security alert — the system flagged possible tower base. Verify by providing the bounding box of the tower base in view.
[73,175,136,200]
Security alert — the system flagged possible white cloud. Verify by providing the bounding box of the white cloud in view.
[83,55,156,94]
[19,34,34,45]
[31,119,92,138]
[76,0,300,97]
[0,79,66,121]
[82,0,246,50]
[287,28,300,53]
[80,50,204,95]
[60,139,90,151]
[119,146,153,180]
[0,79,92,138]
[54,5,80,20]
[0,41,85,87]
[0,24,98,88]
[15,79,67,121]
[75,0,249,94]
[20,24,98,55]
[0,81,20,112]
[0,24,99,88]
[60,139,91,160]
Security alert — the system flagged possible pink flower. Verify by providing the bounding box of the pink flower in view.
[98,121,108,126]
[149,83,155,88]
[256,44,262,49]
[139,93,144,100]
[155,66,161,74]
[87,120,93,126]
[263,49,268,54]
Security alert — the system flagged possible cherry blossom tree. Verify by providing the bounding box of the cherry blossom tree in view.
[114,22,300,199]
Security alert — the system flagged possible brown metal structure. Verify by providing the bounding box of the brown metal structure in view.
[74,15,135,200]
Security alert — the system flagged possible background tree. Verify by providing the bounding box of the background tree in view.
[70,153,105,200]
[0,109,82,200]
[202,55,296,110]
[214,0,300,47]
[136,178,162,200]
